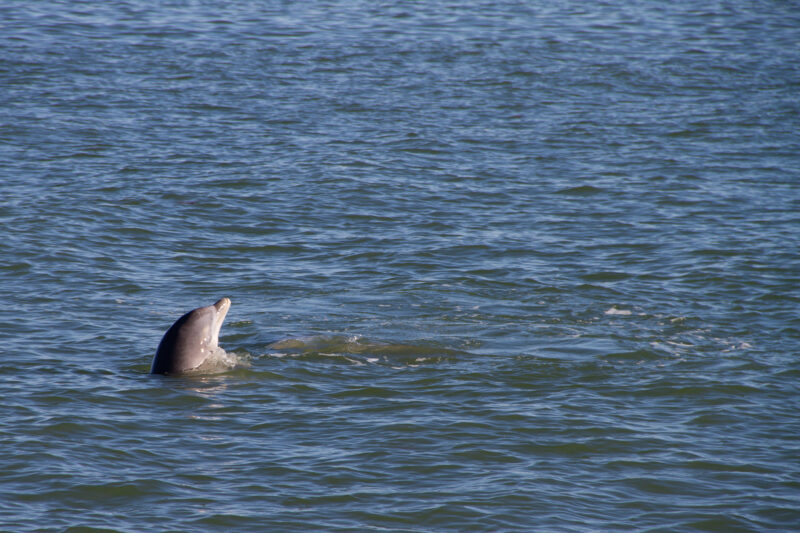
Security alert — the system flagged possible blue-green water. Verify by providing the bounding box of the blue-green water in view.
[2,1,799,531]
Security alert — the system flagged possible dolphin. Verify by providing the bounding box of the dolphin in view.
[150,297,231,374]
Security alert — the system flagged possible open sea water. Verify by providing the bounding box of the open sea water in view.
[2,1,799,531]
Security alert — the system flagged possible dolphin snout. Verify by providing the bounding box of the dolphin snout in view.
[214,297,231,312]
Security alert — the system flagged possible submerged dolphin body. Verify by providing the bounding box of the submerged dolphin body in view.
[150,298,231,374]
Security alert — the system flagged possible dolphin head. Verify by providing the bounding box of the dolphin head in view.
[150,298,231,375]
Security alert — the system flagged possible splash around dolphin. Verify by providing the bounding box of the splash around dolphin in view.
[150,297,231,374]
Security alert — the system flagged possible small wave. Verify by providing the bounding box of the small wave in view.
[555,184,604,195]
[266,335,461,366]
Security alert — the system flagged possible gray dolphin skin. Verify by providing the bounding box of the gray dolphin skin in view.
[150,298,231,374]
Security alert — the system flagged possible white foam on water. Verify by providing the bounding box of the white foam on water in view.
[189,347,249,374]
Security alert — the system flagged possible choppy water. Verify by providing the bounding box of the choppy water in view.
[2,1,800,531]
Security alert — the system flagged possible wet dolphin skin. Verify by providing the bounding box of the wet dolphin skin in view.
[150,298,231,374]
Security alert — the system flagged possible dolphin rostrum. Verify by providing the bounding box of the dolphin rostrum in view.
[150,298,231,374]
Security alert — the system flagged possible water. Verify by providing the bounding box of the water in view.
[2,1,799,531]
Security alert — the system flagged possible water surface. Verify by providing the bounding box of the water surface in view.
[2,1,799,531]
